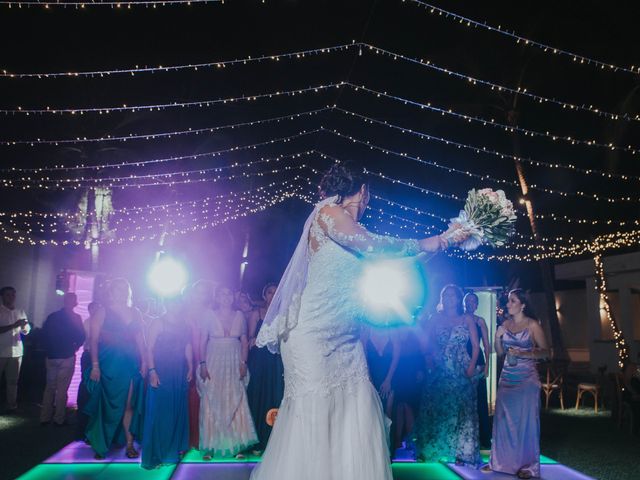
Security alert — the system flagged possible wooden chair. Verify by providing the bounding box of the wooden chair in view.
[575,382,602,413]
[611,372,635,433]
[541,364,564,410]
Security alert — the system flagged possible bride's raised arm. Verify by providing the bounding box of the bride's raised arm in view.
[317,205,445,257]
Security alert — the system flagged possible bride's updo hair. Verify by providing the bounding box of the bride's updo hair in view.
[319,161,368,202]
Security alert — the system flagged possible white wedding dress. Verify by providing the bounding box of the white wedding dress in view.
[251,203,420,480]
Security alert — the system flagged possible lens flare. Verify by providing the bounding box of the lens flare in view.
[147,256,188,297]
[359,258,425,326]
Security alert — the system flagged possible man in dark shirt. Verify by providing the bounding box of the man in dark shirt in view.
[40,293,85,426]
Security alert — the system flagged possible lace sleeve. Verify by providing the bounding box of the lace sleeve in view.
[317,205,420,257]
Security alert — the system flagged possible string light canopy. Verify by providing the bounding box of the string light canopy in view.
[1,107,328,146]
[344,83,640,158]
[4,41,638,124]
[0,8,636,266]
[1,130,319,173]
[330,108,640,182]
[404,0,640,76]
[322,128,639,202]
[6,105,636,184]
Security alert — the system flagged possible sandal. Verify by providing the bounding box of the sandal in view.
[125,444,139,459]
[480,465,492,474]
[517,470,532,479]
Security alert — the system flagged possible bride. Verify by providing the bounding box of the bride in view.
[252,162,458,480]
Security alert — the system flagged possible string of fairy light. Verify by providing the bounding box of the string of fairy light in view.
[1,108,327,146]
[6,104,636,187]
[0,82,345,115]
[3,122,637,205]
[1,151,316,189]
[592,246,629,368]
[1,130,318,174]
[1,0,222,8]
[1,167,639,262]
[404,0,640,76]
[299,163,637,246]
[4,41,639,124]
[322,128,637,203]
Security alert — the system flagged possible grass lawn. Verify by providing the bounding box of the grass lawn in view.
[541,407,639,480]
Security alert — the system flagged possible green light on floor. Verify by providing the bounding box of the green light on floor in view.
[391,462,461,480]
[181,448,261,463]
[17,463,176,480]
[479,453,557,464]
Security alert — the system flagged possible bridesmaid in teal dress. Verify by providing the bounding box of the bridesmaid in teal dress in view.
[415,285,481,467]
[142,295,192,469]
[247,283,285,453]
[85,278,147,459]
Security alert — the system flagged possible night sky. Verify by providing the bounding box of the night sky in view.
[1,0,639,301]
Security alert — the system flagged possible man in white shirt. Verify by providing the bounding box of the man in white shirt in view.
[0,286,31,412]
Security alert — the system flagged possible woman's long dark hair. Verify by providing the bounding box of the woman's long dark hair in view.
[436,284,464,315]
[509,288,537,320]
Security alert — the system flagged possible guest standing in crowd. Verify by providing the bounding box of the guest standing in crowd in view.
[484,288,548,479]
[76,301,99,439]
[236,291,255,323]
[198,285,257,459]
[0,286,30,413]
[85,278,147,459]
[363,326,399,417]
[392,326,424,453]
[142,295,192,469]
[416,284,480,467]
[40,292,85,426]
[464,292,492,449]
[186,279,215,449]
[247,282,284,454]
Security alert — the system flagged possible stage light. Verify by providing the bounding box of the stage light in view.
[147,256,188,297]
[358,258,426,326]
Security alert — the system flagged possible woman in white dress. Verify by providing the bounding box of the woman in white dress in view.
[252,162,458,480]
[197,285,257,459]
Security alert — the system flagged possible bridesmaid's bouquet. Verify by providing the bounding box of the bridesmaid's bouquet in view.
[442,188,517,251]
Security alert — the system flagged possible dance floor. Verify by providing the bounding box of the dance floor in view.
[17,441,594,480]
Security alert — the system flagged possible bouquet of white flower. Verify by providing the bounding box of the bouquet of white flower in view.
[442,188,517,251]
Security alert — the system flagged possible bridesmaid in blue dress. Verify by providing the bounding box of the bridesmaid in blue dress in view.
[85,278,146,459]
[142,295,192,469]
[415,285,481,467]
[247,283,285,453]
[484,289,549,479]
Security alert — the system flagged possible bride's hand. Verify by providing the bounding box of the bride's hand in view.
[443,224,471,245]
[419,235,448,253]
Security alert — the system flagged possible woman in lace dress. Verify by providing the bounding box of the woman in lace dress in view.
[197,285,257,459]
[251,163,460,480]
[415,284,481,467]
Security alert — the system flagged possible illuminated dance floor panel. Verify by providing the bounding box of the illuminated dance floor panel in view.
[17,442,594,480]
